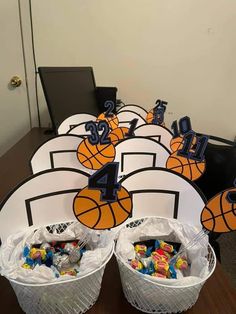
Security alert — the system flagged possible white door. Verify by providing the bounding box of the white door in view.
[0,1,31,156]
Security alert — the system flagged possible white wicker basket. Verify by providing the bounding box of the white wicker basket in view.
[115,217,216,314]
[4,222,114,314]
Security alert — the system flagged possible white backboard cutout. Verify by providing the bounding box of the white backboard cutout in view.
[57,113,96,134]
[30,135,93,175]
[120,168,206,228]
[0,169,89,242]
[115,137,170,177]
[117,110,146,128]
[117,105,148,119]
[134,124,173,150]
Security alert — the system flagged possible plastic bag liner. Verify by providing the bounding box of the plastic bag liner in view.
[0,221,114,284]
[115,216,210,286]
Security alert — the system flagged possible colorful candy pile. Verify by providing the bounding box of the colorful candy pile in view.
[130,240,188,279]
[22,240,86,277]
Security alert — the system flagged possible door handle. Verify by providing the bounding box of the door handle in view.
[10,76,22,87]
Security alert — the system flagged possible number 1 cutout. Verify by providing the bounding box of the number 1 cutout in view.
[178,131,208,162]
[126,118,138,137]
[171,116,192,138]
[88,162,121,201]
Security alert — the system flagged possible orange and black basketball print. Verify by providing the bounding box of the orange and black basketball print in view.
[108,127,129,145]
[201,188,236,233]
[170,136,197,153]
[146,109,165,126]
[166,151,205,181]
[73,186,133,229]
[97,113,119,130]
[77,138,116,170]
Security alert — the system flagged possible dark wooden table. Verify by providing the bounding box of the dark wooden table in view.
[0,128,236,314]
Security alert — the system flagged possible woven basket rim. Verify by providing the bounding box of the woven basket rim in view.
[6,221,114,287]
[114,215,217,289]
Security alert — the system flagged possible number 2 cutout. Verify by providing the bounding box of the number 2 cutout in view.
[104,101,115,117]
[85,121,111,145]
[88,162,121,201]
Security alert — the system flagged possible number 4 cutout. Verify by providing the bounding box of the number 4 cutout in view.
[88,162,121,201]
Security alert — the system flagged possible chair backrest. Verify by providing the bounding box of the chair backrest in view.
[38,67,99,131]
[134,124,173,150]
[117,105,148,119]
[0,169,89,242]
[114,137,170,177]
[120,168,206,228]
[57,113,97,134]
[30,135,93,175]
[195,140,236,200]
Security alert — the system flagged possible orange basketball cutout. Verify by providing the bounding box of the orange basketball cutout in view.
[108,127,129,145]
[77,138,116,170]
[170,135,197,153]
[167,129,208,181]
[146,109,165,126]
[146,100,167,126]
[73,163,133,229]
[97,113,119,130]
[201,186,236,233]
[166,151,206,181]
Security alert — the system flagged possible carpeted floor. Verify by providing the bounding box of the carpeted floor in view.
[218,232,236,288]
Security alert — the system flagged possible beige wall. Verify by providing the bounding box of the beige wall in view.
[32,0,236,140]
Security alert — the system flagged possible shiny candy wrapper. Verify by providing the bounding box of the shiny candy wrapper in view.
[140,256,153,268]
[134,244,147,255]
[130,259,143,270]
[151,272,166,278]
[154,261,169,276]
[152,251,168,263]
[156,240,175,253]
[175,257,188,270]
[53,253,72,271]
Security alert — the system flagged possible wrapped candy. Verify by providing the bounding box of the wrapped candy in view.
[155,240,175,254]
[153,261,169,276]
[60,269,77,276]
[152,251,168,263]
[175,257,188,270]
[155,248,171,260]
[30,248,46,261]
[134,244,147,256]
[130,259,143,270]
[151,272,166,278]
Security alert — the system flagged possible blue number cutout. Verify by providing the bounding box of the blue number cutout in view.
[126,118,138,137]
[85,121,111,145]
[98,121,111,144]
[152,100,167,124]
[88,162,121,201]
[178,131,208,162]
[226,191,236,204]
[171,116,192,138]
[85,121,100,145]
[104,101,115,117]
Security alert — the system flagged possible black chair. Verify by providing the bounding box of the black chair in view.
[38,67,117,132]
[195,136,236,261]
